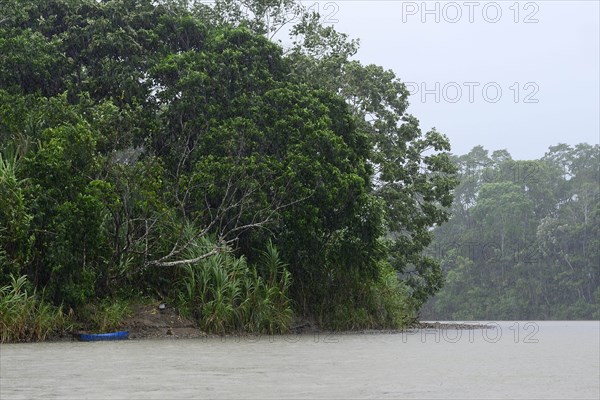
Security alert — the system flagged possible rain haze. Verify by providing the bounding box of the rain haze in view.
[0,2,598,400]
[302,0,600,159]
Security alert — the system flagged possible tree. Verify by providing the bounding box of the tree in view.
[208,0,458,307]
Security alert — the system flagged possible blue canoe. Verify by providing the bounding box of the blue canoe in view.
[78,331,129,342]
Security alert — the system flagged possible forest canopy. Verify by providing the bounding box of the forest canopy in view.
[0,0,457,334]
[422,144,600,320]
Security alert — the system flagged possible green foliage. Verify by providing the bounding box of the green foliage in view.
[0,0,459,333]
[177,235,293,334]
[286,17,459,308]
[80,298,132,333]
[425,144,599,320]
[0,152,33,281]
[0,275,69,342]
[320,262,415,331]
[21,112,112,306]
[0,26,67,96]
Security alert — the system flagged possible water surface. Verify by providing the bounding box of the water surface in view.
[1,321,598,399]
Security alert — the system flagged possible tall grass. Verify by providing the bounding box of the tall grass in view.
[82,298,132,332]
[0,275,69,342]
[177,236,293,334]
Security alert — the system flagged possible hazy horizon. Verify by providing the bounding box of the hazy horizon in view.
[291,0,600,160]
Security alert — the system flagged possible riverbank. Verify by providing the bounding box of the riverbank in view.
[49,303,493,342]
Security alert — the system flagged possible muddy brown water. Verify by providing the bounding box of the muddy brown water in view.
[1,321,598,399]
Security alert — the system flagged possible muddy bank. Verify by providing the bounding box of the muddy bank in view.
[117,305,493,340]
[52,303,492,342]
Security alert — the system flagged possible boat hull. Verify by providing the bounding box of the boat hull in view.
[78,331,129,342]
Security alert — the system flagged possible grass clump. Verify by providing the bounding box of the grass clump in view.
[77,298,132,333]
[90,299,132,332]
[0,275,69,343]
[178,237,293,334]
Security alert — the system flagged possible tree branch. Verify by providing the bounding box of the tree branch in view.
[146,246,223,268]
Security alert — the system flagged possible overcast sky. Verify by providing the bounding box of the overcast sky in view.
[302,0,599,160]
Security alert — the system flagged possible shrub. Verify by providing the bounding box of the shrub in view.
[319,262,415,331]
[0,152,32,282]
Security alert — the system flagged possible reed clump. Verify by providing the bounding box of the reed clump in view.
[0,275,69,343]
[178,237,293,334]
[76,298,132,333]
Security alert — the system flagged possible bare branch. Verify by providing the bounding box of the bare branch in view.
[146,246,223,268]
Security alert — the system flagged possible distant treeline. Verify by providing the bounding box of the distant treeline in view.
[422,144,600,320]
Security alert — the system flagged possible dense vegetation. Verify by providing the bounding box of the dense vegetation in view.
[0,0,457,340]
[422,144,600,320]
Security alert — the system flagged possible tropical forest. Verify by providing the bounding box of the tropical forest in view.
[0,0,598,342]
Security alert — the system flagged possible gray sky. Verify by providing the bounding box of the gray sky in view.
[306,0,599,160]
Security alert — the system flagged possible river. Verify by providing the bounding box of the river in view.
[1,321,598,399]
